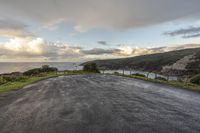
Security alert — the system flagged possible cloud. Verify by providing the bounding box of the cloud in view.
[82,44,200,57]
[1,0,200,32]
[97,41,109,46]
[162,44,200,51]
[183,33,200,38]
[164,26,200,38]
[0,38,83,61]
[0,37,199,61]
[0,19,33,38]
[118,44,200,56]
[81,48,119,55]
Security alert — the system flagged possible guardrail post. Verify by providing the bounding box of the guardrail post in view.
[147,72,150,78]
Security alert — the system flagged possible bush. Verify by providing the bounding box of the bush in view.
[0,76,6,85]
[155,76,167,81]
[41,65,58,72]
[190,74,200,85]
[132,73,146,77]
[23,65,58,76]
[3,76,27,82]
[23,68,42,76]
[114,72,120,75]
[83,63,100,73]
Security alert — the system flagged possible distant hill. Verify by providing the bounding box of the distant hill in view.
[82,48,200,76]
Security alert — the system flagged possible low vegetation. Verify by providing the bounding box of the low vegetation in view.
[83,63,100,73]
[23,65,58,76]
[0,73,61,93]
[155,76,168,81]
[64,70,96,75]
[132,73,146,78]
[0,65,99,93]
[114,73,200,91]
[113,72,120,75]
[190,74,200,85]
[2,76,27,82]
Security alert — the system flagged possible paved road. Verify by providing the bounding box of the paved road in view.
[0,74,200,133]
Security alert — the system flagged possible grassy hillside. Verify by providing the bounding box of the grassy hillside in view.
[83,48,200,75]
[186,49,200,71]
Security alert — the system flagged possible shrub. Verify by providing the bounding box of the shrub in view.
[2,76,27,82]
[83,63,100,73]
[41,65,58,72]
[132,73,146,77]
[155,76,167,81]
[0,76,6,85]
[190,74,200,85]
[23,65,58,76]
[114,72,120,75]
[23,68,42,76]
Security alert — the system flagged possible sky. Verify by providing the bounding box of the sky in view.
[0,0,200,62]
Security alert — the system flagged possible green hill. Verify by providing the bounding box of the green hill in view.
[83,48,200,76]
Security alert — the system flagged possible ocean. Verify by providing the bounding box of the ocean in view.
[0,62,83,74]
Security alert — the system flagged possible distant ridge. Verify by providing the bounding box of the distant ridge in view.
[83,48,200,76]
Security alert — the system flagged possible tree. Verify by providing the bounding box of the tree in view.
[190,74,200,85]
[23,66,58,76]
[41,65,58,72]
[83,63,100,73]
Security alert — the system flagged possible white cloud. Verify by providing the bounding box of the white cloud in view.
[102,44,200,57]
[81,44,200,58]
[0,37,83,61]
[0,37,199,62]
[116,46,135,56]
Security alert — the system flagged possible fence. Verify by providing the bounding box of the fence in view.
[101,69,178,81]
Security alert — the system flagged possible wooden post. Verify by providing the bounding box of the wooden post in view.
[167,75,169,82]
[184,76,188,86]
[147,72,150,78]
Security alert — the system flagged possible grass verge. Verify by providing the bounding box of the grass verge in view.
[115,74,200,91]
[0,71,93,93]
[0,73,62,93]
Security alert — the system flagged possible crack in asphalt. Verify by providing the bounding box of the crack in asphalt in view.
[0,74,200,133]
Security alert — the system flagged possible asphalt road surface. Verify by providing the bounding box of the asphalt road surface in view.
[1,74,200,133]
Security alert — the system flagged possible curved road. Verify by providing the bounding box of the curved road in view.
[0,74,200,133]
